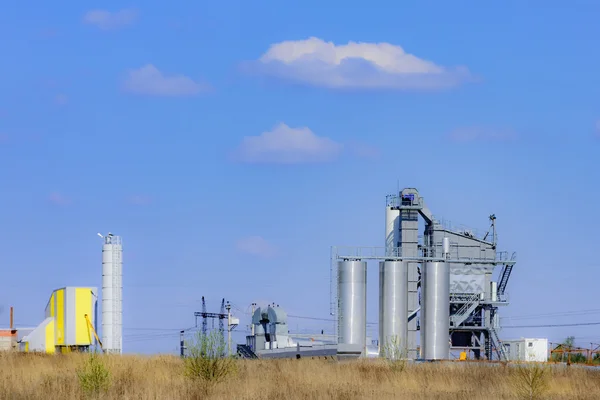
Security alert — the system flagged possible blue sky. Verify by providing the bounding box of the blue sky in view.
[1,0,599,354]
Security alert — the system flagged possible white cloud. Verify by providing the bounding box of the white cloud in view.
[448,126,517,142]
[48,192,70,206]
[246,37,473,90]
[234,123,342,164]
[123,64,206,96]
[83,9,138,30]
[236,236,277,258]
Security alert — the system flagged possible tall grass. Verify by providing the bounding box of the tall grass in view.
[510,363,550,400]
[1,352,600,399]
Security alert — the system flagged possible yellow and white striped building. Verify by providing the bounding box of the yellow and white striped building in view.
[21,287,99,353]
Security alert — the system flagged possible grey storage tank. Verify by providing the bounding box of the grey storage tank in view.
[420,261,450,360]
[379,260,408,357]
[337,260,367,354]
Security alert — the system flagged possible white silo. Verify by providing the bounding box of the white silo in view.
[379,261,408,357]
[420,261,450,360]
[337,260,367,355]
[385,200,399,256]
[100,233,122,354]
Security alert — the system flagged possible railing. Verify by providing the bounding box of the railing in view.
[237,344,258,359]
[329,247,337,316]
[451,293,478,303]
[497,292,510,303]
[331,246,516,264]
[497,263,515,295]
[386,194,424,208]
[450,294,481,327]
[433,218,487,241]
[490,328,508,361]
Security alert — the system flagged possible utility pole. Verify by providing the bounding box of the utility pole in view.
[250,302,256,335]
[226,302,232,356]
[180,330,185,357]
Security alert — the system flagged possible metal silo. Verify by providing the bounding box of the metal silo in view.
[337,260,367,353]
[385,205,399,256]
[379,261,408,357]
[101,233,122,354]
[420,261,449,360]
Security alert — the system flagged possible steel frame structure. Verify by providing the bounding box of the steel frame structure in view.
[329,188,517,361]
[193,297,227,356]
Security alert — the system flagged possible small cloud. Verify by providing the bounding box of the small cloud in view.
[448,126,517,142]
[233,123,342,164]
[54,94,68,106]
[123,64,207,96]
[127,195,152,205]
[236,236,277,258]
[48,192,70,206]
[83,9,138,31]
[244,37,474,90]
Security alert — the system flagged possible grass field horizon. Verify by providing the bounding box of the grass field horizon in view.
[2,352,600,399]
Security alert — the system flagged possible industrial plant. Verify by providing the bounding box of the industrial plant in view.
[1,187,551,363]
[2,233,123,355]
[239,187,542,362]
[333,187,517,361]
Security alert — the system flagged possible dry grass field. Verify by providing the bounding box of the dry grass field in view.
[1,352,600,399]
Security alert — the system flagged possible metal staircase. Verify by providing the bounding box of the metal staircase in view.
[450,294,480,327]
[237,344,258,359]
[497,265,513,295]
[497,252,517,295]
[408,307,420,322]
[489,327,508,361]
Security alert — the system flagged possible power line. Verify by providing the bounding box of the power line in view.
[287,314,377,325]
[503,321,600,329]
[501,308,600,321]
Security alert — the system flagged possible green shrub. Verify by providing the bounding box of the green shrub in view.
[183,330,237,385]
[77,352,110,398]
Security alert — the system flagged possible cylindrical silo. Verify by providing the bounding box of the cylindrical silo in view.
[338,260,367,353]
[379,261,408,357]
[102,242,113,352]
[102,234,123,354]
[385,206,399,256]
[442,237,450,258]
[420,261,450,360]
